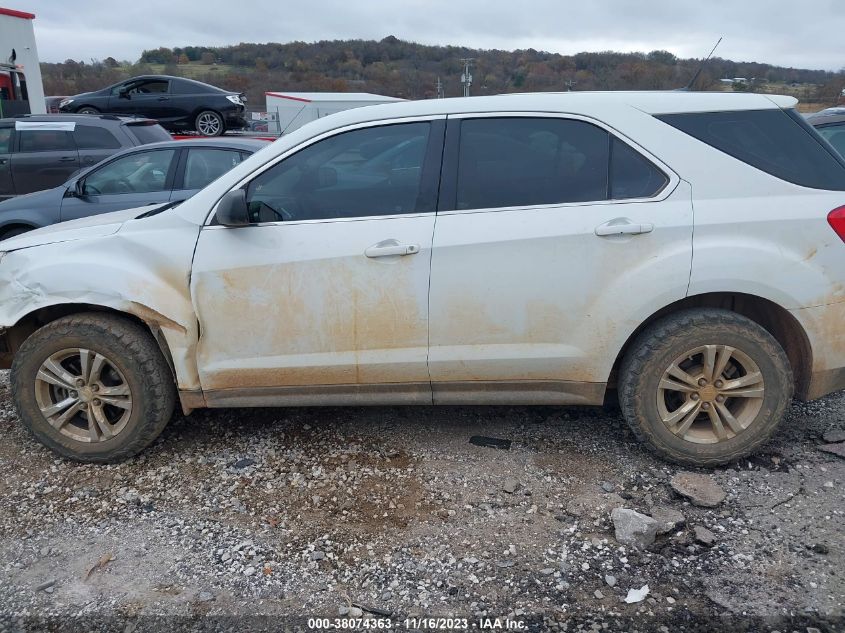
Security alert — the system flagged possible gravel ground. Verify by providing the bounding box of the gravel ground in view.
[0,369,842,633]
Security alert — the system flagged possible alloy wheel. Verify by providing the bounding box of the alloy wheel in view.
[197,112,222,136]
[34,348,133,443]
[656,344,764,444]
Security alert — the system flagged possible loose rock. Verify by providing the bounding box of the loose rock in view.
[34,579,56,592]
[818,443,845,459]
[670,472,727,507]
[693,525,717,546]
[502,478,520,494]
[649,505,686,534]
[611,508,659,549]
[822,429,845,443]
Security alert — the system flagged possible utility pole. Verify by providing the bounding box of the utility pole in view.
[565,79,577,91]
[435,76,444,99]
[460,58,474,97]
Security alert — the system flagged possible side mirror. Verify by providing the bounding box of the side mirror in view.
[118,87,130,99]
[74,179,85,197]
[215,189,250,227]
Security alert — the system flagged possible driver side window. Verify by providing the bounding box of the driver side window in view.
[83,149,176,195]
[244,122,432,223]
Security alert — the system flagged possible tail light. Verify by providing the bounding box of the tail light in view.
[829,206,845,243]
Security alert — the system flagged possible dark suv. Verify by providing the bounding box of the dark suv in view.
[59,75,248,137]
[0,114,171,201]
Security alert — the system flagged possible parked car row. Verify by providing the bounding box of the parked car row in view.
[0,136,267,239]
[0,91,842,468]
[0,114,172,201]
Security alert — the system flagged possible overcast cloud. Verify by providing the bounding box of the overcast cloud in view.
[20,0,845,71]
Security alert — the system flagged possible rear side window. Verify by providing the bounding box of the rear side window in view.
[816,124,845,159]
[456,118,610,210]
[124,123,172,145]
[658,109,845,190]
[610,137,668,199]
[18,130,75,152]
[183,148,245,189]
[74,125,122,150]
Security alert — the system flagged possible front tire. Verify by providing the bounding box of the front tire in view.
[618,309,793,466]
[11,313,176,463]
[77,106,100,115]
[195,110,224,136]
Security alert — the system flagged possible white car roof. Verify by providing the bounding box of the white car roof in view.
[297,91,797,129]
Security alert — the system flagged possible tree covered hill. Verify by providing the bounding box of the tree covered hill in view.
[41,36,845,107]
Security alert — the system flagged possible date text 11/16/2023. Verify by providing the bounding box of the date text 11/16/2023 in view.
[306,617,528,630]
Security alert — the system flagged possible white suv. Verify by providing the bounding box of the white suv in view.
[1,92,843,466]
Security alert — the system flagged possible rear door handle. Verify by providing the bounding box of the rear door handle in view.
[595,220,654,236]
[157,96,169,101]
[365,240,421,258]
[0,158,6,165]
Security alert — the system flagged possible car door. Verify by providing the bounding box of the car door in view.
[0,123,13,199]
[191,119,445,405]
[108,78,172,120]
[72,123,125,171]
[427,114,693,404]
[10,122,80,195]
[60,148,178,221]
[171,147,248,202]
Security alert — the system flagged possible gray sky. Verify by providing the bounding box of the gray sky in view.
[20,0,845,71]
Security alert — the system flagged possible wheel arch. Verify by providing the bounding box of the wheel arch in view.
[608,292,813,401]
[0,222,38,240]
[0,303,178,389]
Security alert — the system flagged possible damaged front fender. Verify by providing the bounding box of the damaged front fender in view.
[0,209,203,392]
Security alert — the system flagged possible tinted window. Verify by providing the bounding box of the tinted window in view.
[73,125,122,150]
[128,79,169,94]
[817,124,845,158]
[658,109,845,190]
[125,123,172,145]
[18,130,75,152]
[0,127,11,153]
[456,118,609,210]
[245,122,431,223]
[184,148,245,189]
[84,149,175,195]
[610,137,668,199]
[172,79,218,95]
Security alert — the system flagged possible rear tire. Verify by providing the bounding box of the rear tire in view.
[11,313,176,463]
[195,110,224,136]
[618,308,793,466]
[77,106,100,115]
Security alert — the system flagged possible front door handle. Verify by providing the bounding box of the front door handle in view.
[58,156,76,163]
[365,240,421,258]
[0,158,7,165]
[595,220,654,237]
[157,96,169,101]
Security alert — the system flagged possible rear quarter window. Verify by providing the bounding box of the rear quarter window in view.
[74,125,122,150]
[125,123,172,145]
[658,109,845,190]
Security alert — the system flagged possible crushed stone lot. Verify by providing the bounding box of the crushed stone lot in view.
[0,369,842,633]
